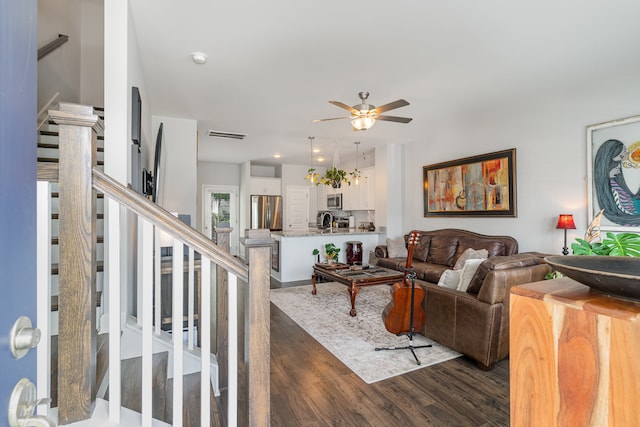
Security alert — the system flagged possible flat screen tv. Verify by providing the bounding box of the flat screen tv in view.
[143,122,163,203]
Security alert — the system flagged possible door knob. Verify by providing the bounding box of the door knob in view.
[8,378,56,427]
[9,316,42,359]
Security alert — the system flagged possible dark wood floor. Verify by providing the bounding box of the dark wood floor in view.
[270,302,510,426]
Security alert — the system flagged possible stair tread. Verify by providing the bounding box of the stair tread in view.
[38,143,105,152]
[40,129,105,141]
[38,157,104,166]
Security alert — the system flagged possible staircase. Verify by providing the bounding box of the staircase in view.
[36,102,273,426]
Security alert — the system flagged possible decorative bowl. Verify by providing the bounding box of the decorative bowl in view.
[545,256,640,300]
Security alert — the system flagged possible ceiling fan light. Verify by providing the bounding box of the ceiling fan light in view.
[351,117,375,130]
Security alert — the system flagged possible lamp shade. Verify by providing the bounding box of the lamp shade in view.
[556,214,576,230]
[351,116,375,130]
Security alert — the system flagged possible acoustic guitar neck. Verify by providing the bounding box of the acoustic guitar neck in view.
[403,231,421,283]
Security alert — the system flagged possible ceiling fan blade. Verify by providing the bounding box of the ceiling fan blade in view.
[373,99,409,114]
[312,117,350,122]
[329,101,360,115]
[375,115,413,124]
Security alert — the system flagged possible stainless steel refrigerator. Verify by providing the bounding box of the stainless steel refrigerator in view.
[250,195,283,231]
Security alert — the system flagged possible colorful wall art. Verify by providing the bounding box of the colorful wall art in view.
[423,149,517,217]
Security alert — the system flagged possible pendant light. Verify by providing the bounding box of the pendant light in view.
[305,136,319,185]
[353,141,362,185]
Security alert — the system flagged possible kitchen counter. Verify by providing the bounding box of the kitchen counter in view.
[270,230,384,283]
[272,229,383,237]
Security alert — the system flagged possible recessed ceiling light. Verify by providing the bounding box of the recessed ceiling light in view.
[191,52,208,64]
[317,157,325,162]
[273,154,281,158]
[313,148,320,153]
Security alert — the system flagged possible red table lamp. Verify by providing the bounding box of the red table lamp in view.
[556,214,576,255]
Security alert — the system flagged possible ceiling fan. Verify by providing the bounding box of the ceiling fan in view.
[313,91,412,131]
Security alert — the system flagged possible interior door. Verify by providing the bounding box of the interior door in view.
[286,186,310,230]
[0,0,38,420]
[203,185,239,255]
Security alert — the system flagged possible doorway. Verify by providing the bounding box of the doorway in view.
[286,186,310,230]
[203,185,239,256]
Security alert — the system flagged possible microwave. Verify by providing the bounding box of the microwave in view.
[327,193,342,210]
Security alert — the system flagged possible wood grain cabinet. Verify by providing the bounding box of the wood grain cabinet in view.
[510,278,640,426]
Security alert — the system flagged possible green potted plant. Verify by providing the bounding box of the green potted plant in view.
[305,167,320,184]
[319,167,350,188]
[312,243,341,263]
[546,232,640,279]
[571,232,640,256]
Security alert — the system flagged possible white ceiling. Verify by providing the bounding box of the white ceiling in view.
[129,0,640,167]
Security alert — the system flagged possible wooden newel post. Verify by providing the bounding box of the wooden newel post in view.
[50,103,103,424]
[243,233,275,427]
[214,226,232,389]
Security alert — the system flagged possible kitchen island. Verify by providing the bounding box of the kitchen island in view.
[271,229,384,283]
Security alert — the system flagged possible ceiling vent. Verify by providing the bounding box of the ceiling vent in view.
[207,130,247,140]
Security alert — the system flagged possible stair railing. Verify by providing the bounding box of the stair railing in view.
[37,102,272,426]
[38,34,69,60]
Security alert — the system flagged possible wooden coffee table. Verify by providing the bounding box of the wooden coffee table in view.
[311,263,404,316]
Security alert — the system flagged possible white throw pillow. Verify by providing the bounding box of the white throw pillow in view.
[456,258,485,292]
[437,269,461,289]
[453,248,489,270]
[386,237,408,258]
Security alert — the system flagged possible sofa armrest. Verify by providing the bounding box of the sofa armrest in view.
[476,263,552,305]
[421,283,502,367]
[375,245,389,259]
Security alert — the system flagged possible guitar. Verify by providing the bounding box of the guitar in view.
[382,231,426,335]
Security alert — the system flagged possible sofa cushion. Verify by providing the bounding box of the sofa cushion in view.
[408,261,449,283]
[426,236,459,267]
[456,237,506,260]
[415,262,450,283]
[386,237,408,258]
[377,257,406,271]
[456,258,485,292]
[412,234,432,262]
[466,254,542,294]
[453,247,488,270]
[437,269,461,289]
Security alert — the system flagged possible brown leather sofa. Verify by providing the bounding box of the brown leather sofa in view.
[375,229,551,369]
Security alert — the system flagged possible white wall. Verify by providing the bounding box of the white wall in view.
[38,0,103,109]
[38,0,82,109]
[402,73,640,254]
[80,0,104,108]
[196,162,241,232]
[152,116,198,222]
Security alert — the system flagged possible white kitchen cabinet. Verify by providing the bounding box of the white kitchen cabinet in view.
[361,167,375,209]
[346,167,375,210]
[342,183,356,210]
[317,184,327,210]
[250,177,281,195]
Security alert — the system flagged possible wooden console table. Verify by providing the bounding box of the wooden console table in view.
[510,277,640,426]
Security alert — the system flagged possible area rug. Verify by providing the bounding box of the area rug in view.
[270,282,461,384]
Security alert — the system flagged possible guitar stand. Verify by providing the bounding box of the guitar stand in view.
[375,269,431,365]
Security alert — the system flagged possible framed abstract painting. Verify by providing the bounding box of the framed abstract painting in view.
[587,114,640,231]
[423,149,517,217]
